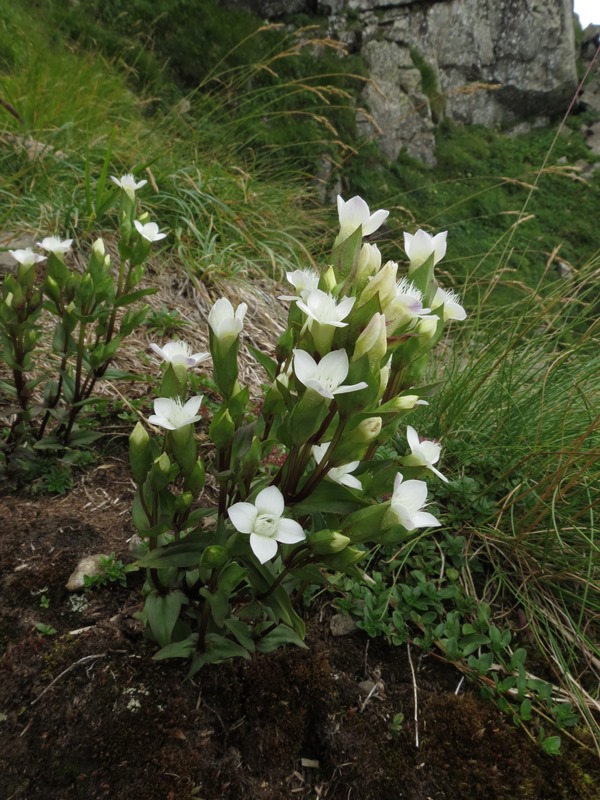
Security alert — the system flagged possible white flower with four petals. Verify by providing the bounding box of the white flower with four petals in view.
[337,195,389,241]
[312,443,362,490]
[149,340,210,368]
[148,396,203,430]
[37,236,73,255]
[110,173,148,200]
[386,472,441,530]
[228,486,306,564]
[404,425,448,482]
[403,229,447,269]
[293,349,367,400]
[134,220,167,243]
[9,248,46,267]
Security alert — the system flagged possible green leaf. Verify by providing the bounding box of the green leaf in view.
[138,532,215,568]
[203,633,251,664]
[541,736,561,756]
[152,633,199,661]
[114,288,158,308]
[224,618,256,652]
[459,633,491,657]
[145,590,185,647]
[255,623,307,653]
[292,480,367,516]
[247,345,277,380]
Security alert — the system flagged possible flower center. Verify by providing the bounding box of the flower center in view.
[254,513,279,538]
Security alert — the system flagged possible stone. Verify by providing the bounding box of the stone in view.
[329,612,358,636]
[65,554,107,592]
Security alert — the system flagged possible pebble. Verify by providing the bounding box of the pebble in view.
[329,613,358,637]
[65,554,107,591]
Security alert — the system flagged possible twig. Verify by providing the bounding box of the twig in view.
[30,653,107,706]
[407,642,419,749]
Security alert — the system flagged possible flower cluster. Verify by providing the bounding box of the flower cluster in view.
[129,191,466,671]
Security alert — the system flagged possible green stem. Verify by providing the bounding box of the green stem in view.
[293,418,348,502]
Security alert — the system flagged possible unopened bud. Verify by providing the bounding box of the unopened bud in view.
[358,261,397,309]
[352,312,387,363]
[355,243,382,285]
[310,529,351,555]
[129,421,152,484]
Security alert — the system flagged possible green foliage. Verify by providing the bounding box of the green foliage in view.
[84,554,136,590]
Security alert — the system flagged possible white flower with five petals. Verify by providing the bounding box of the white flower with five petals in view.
[149,340,210,368]
[148,396,203,430]
[385,472,441,530]
[228,486,305,564]
[293,349,367,400]
[337,195,389,242]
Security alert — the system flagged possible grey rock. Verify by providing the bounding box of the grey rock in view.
[330,612,358,636]
[65,554,107,592]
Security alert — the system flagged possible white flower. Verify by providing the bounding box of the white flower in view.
[9,248,46,267]
[293,349,367,400]
[134,220,167,243]
[110,173,148,199]
[383,279,431,331]
[37,236,73,255]
[404,425,448,482]
[296,289,355,328]
[228,486,305,564]
[312,443,362,490]
[337,195,389,241]
[208,298,247,346]
[403,229,447,269]
[279,269,320,302]
[386,473,441,530]
[148,396,203,430]
[149,340,210,368]
[432,287,467,321]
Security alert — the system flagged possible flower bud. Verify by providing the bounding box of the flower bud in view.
[310,529,351,555]
[129,422,152,485]
[355,243,382,285]
[352,312,387,364]
[210,408,235,449]
[417,315,439,341]
[184,458,205,497]
[358,261,397,309]
[202,545,228,568]
[148,452,173,492]
[319,266,337,293]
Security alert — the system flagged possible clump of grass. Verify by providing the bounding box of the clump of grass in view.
[415,256,600,751]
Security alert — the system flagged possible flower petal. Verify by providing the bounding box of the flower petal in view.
[363,208,389,236]
[254,485,285,517]
[228,502,257,534]
[318,349,349,386]
[293,349,317,387]
[249,533,278,563]
[275,518,306,544]
[406,425,420,451]
[411,510,441,528]
[182,396,203,417]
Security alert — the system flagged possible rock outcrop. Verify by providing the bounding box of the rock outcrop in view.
[220,0,580,165]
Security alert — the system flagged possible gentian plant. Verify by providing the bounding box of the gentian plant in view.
[130,194,466,674]
[0,174,159,474]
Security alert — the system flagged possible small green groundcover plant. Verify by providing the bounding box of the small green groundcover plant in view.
[129,188,467,675]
